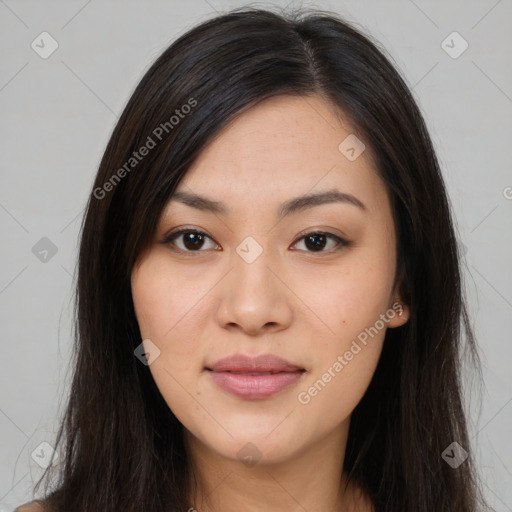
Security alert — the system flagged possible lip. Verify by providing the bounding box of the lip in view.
[206,354,305,399]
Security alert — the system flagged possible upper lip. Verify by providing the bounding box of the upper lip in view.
[206,354,304,373]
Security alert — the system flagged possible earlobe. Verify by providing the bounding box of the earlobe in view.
[387,297,409,327]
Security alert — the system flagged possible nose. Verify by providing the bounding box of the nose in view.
[215,242,293,336]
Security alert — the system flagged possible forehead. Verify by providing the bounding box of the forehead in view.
[172,94,387,216]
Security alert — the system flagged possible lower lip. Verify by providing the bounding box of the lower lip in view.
[207,370,304,399]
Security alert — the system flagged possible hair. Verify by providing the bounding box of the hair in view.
[31,6,489,512]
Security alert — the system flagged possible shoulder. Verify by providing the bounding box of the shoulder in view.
[14,500,46,512]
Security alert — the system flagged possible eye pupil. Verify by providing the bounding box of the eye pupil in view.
[167,230,342,254]
[305,234,326,251]
[184,232,204,250]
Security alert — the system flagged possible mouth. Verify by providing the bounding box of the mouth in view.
[209,371,304,375]
[205,353,306,399]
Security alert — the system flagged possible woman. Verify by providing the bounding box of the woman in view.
[18,6,489,512]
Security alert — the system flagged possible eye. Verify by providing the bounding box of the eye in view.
[162,228,219,253]
[162,228,349,254]
[291,231,348,253]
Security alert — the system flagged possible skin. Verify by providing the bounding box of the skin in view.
[131,93,410,512]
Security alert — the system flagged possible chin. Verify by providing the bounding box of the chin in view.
[186,420,305,467]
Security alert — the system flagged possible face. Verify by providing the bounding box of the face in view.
[131,94,409,466]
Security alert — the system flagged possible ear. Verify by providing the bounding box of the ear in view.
[386,288,409,328]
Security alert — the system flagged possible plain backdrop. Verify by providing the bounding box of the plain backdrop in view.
[1,0,511,510]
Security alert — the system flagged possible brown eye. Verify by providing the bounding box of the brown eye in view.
[163,229,219,252]
[292,231,348,253]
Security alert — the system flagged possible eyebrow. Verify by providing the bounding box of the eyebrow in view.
[168,188,366,218]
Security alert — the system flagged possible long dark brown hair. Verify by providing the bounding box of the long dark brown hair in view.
[31,6,489,511]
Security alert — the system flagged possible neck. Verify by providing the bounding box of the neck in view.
[183,423,371,512]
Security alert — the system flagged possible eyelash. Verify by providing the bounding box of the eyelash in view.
[161,227,349,255]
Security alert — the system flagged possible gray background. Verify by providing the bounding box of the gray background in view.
[1,0,511,510]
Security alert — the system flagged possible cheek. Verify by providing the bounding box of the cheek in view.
[295,339,382,436]
[289,251,393,421]
[291,252,395,338]
[294,276,388,429]
[131,258,212,422]
[131,257,217,417]
[131,255,210,344]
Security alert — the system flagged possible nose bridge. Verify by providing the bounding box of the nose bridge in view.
[215,234,292,333]
[232,234,274,296]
